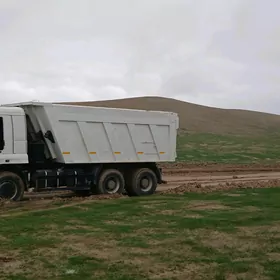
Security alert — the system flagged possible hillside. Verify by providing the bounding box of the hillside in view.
[64,96,280,136]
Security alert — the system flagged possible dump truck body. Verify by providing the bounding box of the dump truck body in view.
[10,102,178,164]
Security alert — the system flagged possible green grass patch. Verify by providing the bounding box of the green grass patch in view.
[2,188,280,279]
[177,131,280,163]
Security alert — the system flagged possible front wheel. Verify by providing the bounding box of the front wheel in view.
[0,171,25,201]
[125,168,157,196]
[96,169,125,195]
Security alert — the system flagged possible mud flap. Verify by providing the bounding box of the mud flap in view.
[155,166,167,184]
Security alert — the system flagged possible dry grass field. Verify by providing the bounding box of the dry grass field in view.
[2,187,280,280]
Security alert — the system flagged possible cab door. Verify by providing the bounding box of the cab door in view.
[0,115,14,163]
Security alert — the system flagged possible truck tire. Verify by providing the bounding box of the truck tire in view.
[97,169,125,195]
[125,168,157,196]
[0,171,25,201]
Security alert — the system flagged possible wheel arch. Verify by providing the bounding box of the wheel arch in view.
[147,163,163,184]
[0,165,28,190]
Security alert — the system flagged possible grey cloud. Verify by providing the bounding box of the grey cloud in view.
[0,0,280,113]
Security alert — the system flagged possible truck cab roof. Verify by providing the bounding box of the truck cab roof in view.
[0,106,25,116]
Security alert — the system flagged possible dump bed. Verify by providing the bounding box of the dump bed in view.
[5,102,179,164]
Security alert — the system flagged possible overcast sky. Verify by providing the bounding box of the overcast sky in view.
[0,0,279,113]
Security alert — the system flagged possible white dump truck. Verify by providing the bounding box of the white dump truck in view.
[0,102,179,201]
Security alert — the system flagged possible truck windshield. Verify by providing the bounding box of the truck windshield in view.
[0,117,4,151]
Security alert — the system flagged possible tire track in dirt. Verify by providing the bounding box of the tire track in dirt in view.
[1,169,280,216]
[163,167,280,175]
[160,162,280,171]
[160,179,280,195]
[160,172,280,191]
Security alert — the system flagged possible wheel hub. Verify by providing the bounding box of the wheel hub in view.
[105,177,120,194]
[141,178,149,188]
[107,179,117,190]
[140,176,152,191]
[0,181,17,199]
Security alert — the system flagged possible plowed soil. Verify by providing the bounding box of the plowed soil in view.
[1,164,280,215]
[160,162,280,173]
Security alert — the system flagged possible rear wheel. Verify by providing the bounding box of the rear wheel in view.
[0,171,25,201]
[96,169,125,195]
[125,168,157,196]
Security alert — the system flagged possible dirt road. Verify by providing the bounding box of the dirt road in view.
[2,165,280,214]
[160,171,280,191]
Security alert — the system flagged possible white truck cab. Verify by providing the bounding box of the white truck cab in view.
[0,107,28,165]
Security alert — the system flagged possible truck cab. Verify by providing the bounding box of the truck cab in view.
[0,107,28,165]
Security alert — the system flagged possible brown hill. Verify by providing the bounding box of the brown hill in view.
[63,96,280,136]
